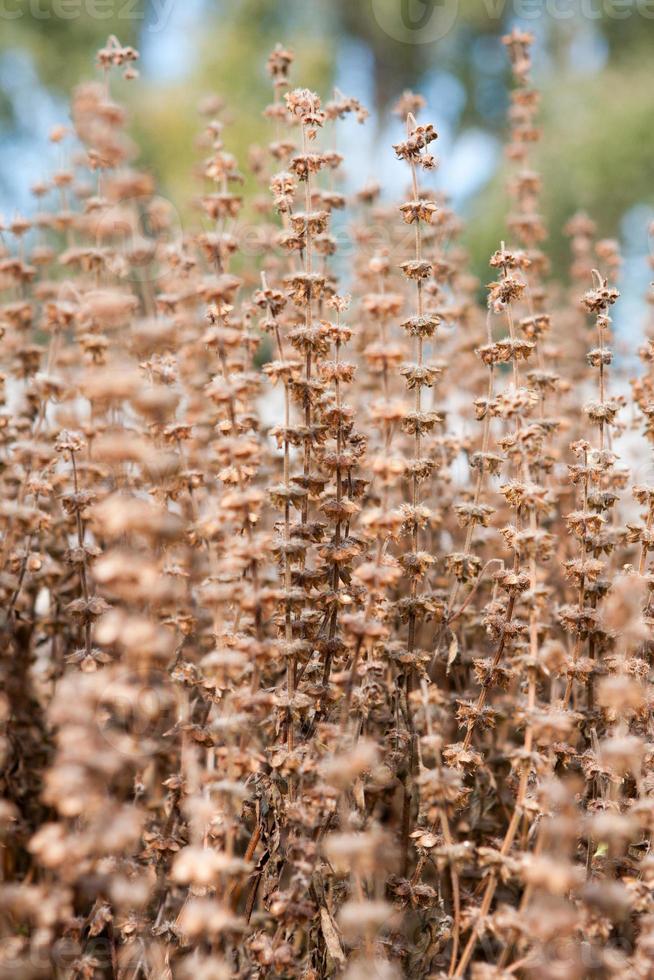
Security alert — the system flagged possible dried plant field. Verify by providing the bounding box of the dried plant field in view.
[1,29,654,980]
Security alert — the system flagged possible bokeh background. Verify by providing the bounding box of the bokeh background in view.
[1,0,653,322]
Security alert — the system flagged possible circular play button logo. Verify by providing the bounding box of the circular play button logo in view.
[372,0,460,44]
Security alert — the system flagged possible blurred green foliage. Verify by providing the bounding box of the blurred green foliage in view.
[130,2,332,220]
[467,58,654,279]
[0,1,143,108]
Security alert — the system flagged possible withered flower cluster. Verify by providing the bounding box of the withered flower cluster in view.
[1,31,654,980]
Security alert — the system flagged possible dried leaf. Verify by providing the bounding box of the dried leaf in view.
[320,906,345,965]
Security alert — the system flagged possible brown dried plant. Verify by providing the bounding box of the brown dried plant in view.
[1,29,653,980]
